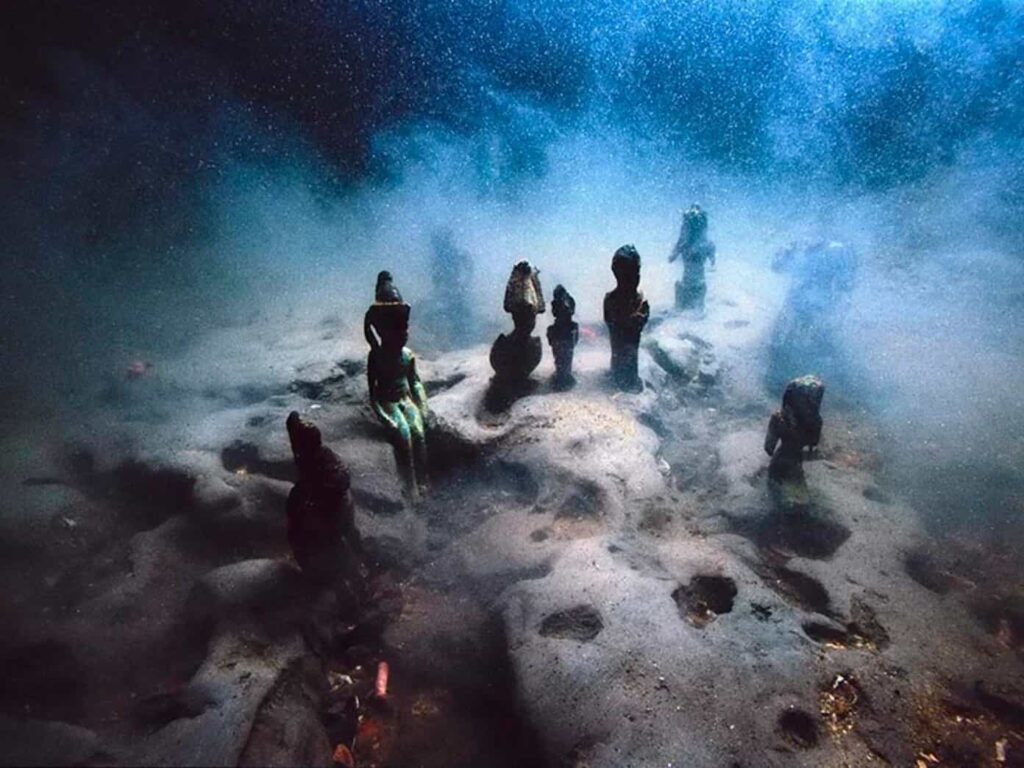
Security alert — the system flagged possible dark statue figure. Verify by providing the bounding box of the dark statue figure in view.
[669,204,716,312]
[285,411,364,606]
[764,375,825,483]
[365,271,430,499]
[490,260,545,385]
[604,245,650,392]
[546,284,578,389]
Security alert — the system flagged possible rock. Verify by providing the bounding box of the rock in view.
[238,655,333,768]
[193,474,243,514]
[647,328,719,387]
[131,632,324,767]
[649,335,702,380]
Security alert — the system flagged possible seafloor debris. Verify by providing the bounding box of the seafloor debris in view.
[910,684,1024,767]
[539,604,605,641]
[375,661,389,699]
[819,673,860,736]
[332,743,355,767]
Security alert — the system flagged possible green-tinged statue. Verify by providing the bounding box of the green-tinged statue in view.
[670,204,716,312]
[764,374,824,488]
[546,284,578,389]
[604,245,650,391]
[365,271,429,499]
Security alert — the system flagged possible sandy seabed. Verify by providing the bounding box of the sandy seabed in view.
[1,270,1022,768]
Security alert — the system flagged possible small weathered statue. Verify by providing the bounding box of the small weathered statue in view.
[764,375,825,482]
[425,228,475,348]
[604,245,650,391]
[546,285,578,389]
[669,204,716,312]
[767,240,858,392]
[285,411,364,606]
[365,271,429,498]
[490,260,545,385]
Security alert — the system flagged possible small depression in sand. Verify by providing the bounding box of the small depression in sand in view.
[673,575,738,628]
[538,605,605,642]
[729,507,851,561]
[778,708,820,749]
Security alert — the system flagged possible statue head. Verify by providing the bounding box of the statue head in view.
[512,260,532,279]
[552,285,576,322]
[611,245,641,291]
[683,204,708,242]
[368,271,410,349]
[375,270,404,304]
[504,260,544,316]
[287,411,322,466]
[782,375,825,422]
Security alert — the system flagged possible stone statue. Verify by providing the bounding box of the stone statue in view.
[767,240,858,392]
[546,285,579,389]
[764,375,825,482]
[425,228,475,348]
[365,271,430,498]
[285,411,364,606]
[669,204,716,312]
[490,261,545,385]
[604,245,650,391]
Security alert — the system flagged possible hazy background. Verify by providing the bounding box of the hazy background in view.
[1,0,1022,538]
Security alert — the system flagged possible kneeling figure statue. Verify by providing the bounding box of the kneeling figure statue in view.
[764,374,824,483]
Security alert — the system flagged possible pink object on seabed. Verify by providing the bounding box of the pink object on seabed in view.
[126,360,152,379]
[375,661,389,698]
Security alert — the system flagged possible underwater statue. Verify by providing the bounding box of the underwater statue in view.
[424,228,475,348]
[490,260,545,386]
[285,411,364,607]
[546,284,578,389]
[669,204,716,312]
[604,245,650,392]
[365,271,430,499]
[767,239,858,392]
[764,375,825,483]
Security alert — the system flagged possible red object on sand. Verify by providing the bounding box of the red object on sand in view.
[332,744,355,766]
[375,661,389,698]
